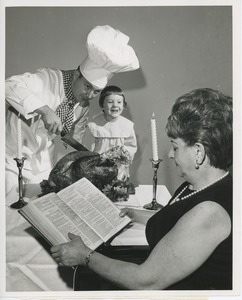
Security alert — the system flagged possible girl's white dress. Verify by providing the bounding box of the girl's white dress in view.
[85,113,137,180]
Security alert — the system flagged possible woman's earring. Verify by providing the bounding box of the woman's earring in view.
[195,161,199,169]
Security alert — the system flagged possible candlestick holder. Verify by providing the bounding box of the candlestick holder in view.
[143,158,163,210]
[10,157,28,209]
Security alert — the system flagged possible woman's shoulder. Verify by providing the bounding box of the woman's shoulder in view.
[179,174,232,237]
[186,173,232,211]
[168,174,232,227]
[180,200,231,241]
[202,173,232,214]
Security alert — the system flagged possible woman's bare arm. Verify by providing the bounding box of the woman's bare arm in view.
[51,201,231,290]
[84,201,231,289]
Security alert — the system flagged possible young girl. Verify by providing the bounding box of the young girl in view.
[84,85,137,180]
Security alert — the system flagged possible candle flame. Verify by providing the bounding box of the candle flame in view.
[152,112,155,119]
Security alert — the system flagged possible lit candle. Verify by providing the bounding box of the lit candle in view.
[17,114,22,159]
[151,113,159,161]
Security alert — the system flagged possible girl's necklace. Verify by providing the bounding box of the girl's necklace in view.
[170,171,229,205]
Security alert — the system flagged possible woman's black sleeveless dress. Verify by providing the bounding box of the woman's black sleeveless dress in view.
[146,174,232,290]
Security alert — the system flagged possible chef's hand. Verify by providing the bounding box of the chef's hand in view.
[35,105,63,134]
[51,233,90,267]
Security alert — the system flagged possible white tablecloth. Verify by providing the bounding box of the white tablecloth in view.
[6,184,75,291]
[6,183,171,291]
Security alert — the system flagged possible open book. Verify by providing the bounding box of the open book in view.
[18,177,131,250]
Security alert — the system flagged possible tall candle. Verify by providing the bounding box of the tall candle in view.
[151,113,159,161]
[17,114,22,159]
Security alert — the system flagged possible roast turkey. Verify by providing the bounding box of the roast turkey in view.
[40,150,118,196]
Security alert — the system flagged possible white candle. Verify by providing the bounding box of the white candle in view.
[17,114,22,159]
[151,113,159,161]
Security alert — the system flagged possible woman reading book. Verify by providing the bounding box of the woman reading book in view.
[51,88,232,290]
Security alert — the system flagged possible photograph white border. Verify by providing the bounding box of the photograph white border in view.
[0,0,241,299]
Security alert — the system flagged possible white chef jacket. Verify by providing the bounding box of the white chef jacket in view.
[5,67,89,193]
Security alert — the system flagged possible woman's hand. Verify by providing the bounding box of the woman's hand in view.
[119,207,135,221]
[50,232,90,267]
[119,208,156,225]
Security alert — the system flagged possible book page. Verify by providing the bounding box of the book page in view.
[58,178,131,243]
[20,192,103,249]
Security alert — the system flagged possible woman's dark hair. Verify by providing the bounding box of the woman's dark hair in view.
[166,88,232,169]
[99,85,127,108]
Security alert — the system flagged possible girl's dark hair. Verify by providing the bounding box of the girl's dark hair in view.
[99,85,127,108]
[166,88,232,169]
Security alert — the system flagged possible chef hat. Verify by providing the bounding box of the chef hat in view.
[79,25,140,89]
